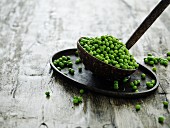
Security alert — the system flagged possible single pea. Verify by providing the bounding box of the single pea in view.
[67,62,73,67]
[141,73,146,79]
[123,78,128,83]
[75,58,81,64]
[163,101,168,108]
[104,60,108,64]
[80,89,84,94]
[130,82,134,87]
[135,104,141,111]
[149,61,154,66]
[115,64,120,68]
[151,80,156,85]
[167,56,170,61]
[148,53,152,56]
[144,58,149,64]
[167,52,170,56]
[152,67,157,72]
[69,68,75,75]
[132,86,137,91]
[158,116,165,124]
[77,96,82,102]
[135,90,139,93]
[57,67,61,71]
[75,51,79,56]
[62,56,67,61]
[137,80,140,85]
[163,60,168,66]
[114,84,119,90]
[45,91,50,97]
[64,73,67,75]
[134,80,138,86]
[78,67,82,72]
[73,98,79,104]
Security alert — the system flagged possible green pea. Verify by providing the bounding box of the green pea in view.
[53,59,59,65]
[152,67,157,72]
[73,98,79,104]
[134,80,138,85]
[167,52,170,56]
[77,96,82,102]
[75,58,82,64]
[148,53,152,56]
[67,62,73,67]
[69,68,75,75]
[135,104,141,111]
[149,61,154,66]
[80,89,84,94]
[141,73,146,79]
[130,82,134,87]
[115,64,120,68]
[78,67,82,72]
[45,91,50,97]
[75,51,79,56]
[167,56,170,61]
[158,116,165,124]
[114,84,119,90]
[163,101,168,108]
[132,86,137,91]
[151,80,156,85]
[144,58,149,64]
[57,67,61,71]
[123,78,128,83]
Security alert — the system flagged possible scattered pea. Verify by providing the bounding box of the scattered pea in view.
[57,67,61,71]
[130,82,134,87]
[158,116,165,124]
[113,81,119,90]
[75,58,82,64]
[78,67,82,72]
[152,67,157,72]
[167,52,170,56]
[45,91,50,97]
[135,104,141,111]
[141,73,146,79]
[69,68,75,75]
[80,89,84,94]
[73,98,79,104]
[132,86,137,91]
[163,101,168,108]
[77,96,82,102]
[75,51,79,56]
[123,78,128,83]
[167,56,170,61]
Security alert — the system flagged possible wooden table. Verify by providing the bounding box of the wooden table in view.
[0,0,170,127]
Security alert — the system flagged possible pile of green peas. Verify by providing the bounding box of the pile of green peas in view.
[130,80,140,92]
[146,80,156,89]
[73,89,84,105]
[53,55,73,69]
[79,35,139,70]
[144,53,169,67]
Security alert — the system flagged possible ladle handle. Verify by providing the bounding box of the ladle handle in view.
[126,0,170,50]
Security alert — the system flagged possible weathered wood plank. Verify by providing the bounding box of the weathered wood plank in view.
[0,0,170,127]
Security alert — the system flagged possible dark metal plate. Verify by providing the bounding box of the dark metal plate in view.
[50,48,159,98]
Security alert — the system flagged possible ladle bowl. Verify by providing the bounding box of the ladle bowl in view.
[77,38,137,81]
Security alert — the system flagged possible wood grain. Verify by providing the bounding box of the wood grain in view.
[0,0,170,127]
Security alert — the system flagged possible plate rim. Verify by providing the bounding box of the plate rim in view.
[50,48,159,98]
